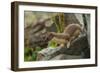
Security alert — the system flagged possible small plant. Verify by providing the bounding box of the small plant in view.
[48,13,65,48]
[24,48,33,61]
[24,47,42,61]
[52,13,65,33]
[48,40,57,48]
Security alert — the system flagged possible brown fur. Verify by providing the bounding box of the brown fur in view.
[50,24,82,48]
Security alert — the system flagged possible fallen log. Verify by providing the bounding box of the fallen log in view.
[36,47,63,61]
[51,54,83,60]
[37,34,89,61]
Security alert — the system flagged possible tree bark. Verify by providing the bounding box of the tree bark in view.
[37,34,88,61]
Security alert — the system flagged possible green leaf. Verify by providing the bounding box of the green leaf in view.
[32,52,37,61]
[48,40,57,48]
